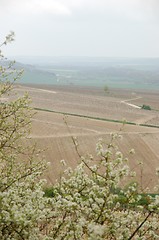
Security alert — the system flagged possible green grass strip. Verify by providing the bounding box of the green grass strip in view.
[34,107,159,128]
[34,107,135,124]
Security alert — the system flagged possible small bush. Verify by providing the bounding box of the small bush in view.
[141,104,151,110]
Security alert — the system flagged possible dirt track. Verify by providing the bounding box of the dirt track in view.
[14,84,159,125]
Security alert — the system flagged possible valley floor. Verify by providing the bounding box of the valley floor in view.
[13,84,159,190]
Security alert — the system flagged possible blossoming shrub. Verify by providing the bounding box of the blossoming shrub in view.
[46,136,159,239]
[0,33,49,240]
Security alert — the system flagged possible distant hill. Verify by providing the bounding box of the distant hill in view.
[0,60,56,85]
[2,57,159,90]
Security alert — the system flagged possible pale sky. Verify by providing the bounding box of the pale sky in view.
[1,0,159,58]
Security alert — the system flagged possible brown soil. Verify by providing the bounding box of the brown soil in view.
[15,84,159,190]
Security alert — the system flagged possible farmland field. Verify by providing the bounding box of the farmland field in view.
[13,84,159,190]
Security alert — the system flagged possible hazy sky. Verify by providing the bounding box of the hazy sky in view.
[1,0,159,58]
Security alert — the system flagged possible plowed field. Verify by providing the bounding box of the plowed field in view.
[15,84,159,190]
